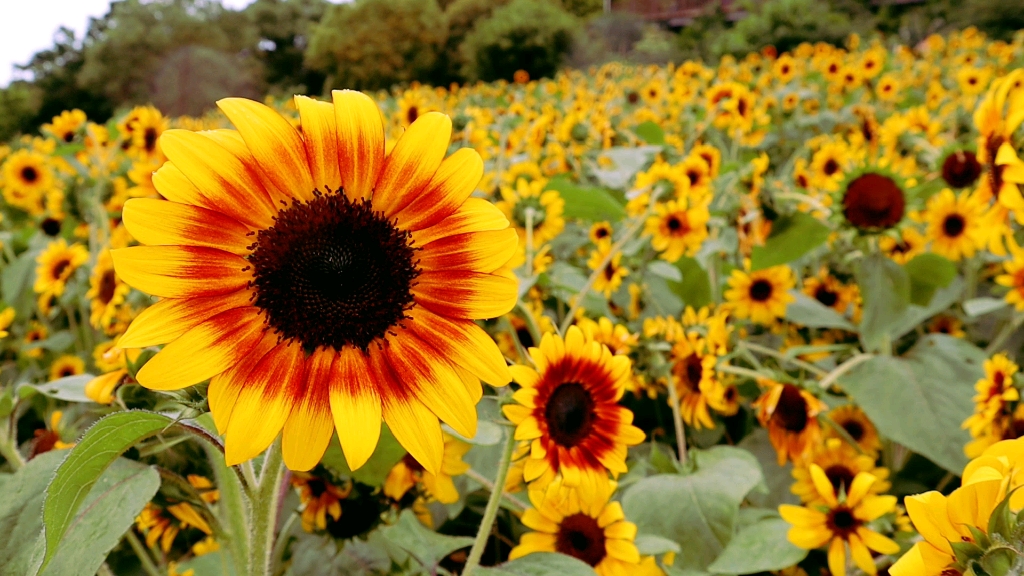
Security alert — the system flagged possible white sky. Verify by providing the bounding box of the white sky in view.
[0,0,256,87]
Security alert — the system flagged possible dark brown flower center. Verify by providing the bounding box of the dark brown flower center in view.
[52,259,71,280]
[144,127,158,153]
[21,166,38,183]
[942,151,981,189]
[627,91,639,104]
[667,215,683,232]
[824,464,856,496]
[842,173,905,231]
[248,190,420,352]
[749,279,773,302]
[842,420,865,441]
[555,513,607,567]
[814,285,839,308]
[98,269,118,304]
[827,506,859,537]
[406,106,419,125]
[823,159,839,176]
[41,218,62,237]
[63,131,75,143]
[775,384,809,432]
[544,382,595,448]
[942,214,965,238]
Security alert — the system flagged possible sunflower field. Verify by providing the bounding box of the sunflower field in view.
[3,24,1024,576]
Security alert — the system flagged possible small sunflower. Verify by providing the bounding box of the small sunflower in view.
[724,266,796,325]
[126,105,169,160]
[43,109,87,143]
[509,479,652,576]
[996,242,1024,310]
[576,316,637,356]
[791,438,890,505]
[589,221,613,247]
[113,94,519,473]
[87,249,131,332]
[963,354,1019,438]
[879,227,926,264]
[669,332,722,429]
[825,405,881,456]
[502,327,645,497]
[644,197,711,262]
[49,354,85,381]
[34,239,89,298]
[924,188,987,261]
[587,244,628,298]
[135,502,213,554]
[780,465,899,576]
[754,380,826,465]
[292,472,350,532]
[23,322,48,359]
[497,177,565,249]
[802,270,854,315]
[383,432,471,504]
[2,149,54,212]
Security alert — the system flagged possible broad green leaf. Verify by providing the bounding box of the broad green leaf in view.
[0,451,62,575]
[707,518,807,574]
[320,424,406,487]
[636,534,682,556]
[41,411,175,572]
[40,459,160,576]
[690,446,766,502]
[963,297,1009,317]
[285,533,392,576]
[904,253,957,306]
[666,256,712,309]
[838,334,982,473]
[23,332,76,354]
[785,291,856,330]
[545,176,626,222]
[649,260,683,282]
[635,121,666,145]
[175,551,238,576]
[378,510,473,572]
[475,553,597,575]
[888,278,964,341]
[855,253,911,352]
[1,249,38,316]
[29,375,96,403]
[750,212,830,271]
[736,429,799,509]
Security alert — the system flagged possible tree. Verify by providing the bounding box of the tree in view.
[245,0,329,95]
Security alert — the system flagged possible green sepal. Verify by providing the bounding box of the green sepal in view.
[980,547,1019,576]
[952,540,986,565]
[988,488,1019,540]
[968,524,993,550]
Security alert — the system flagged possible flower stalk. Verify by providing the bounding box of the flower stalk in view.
[248,438,286,576]
[462,423,517,576]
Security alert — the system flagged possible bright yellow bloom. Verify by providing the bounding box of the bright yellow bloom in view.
[34,239,89,298]
[383,432,471,505]
[754,380,826,465]
[644,197,710,262]
[587,244,629,298]
[724,266,796,325]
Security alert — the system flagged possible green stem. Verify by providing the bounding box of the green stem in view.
[462,426,516,576]
[0,421,24,470]
[740,341,828,377]
[125,530,162,576]
[248,439,285,576]
[203,441,250,573]
[664,371,688,465]
[270,512,298,576]
[463,468,527,512]
[716,363,770,382]
[986,312,1024,354]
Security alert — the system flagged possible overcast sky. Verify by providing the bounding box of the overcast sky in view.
[0,0,257,87]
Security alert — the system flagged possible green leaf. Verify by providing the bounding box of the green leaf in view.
[0,451,62,575]
[636,534,682,556]
[41,411,175,572]
[635,121,666,145]
[750,212,830,271]
[474,553,597,575]
[988,489,1017,540]
[320,424,406,487]
[855,253,911,353]
[963,297,1009,317]
[785,292,856,330]
[40,459,160,576]
[887,278,964,342]
[23,332,76,353]
[691,446,766,501]
[904,253,957,306]
[29,375,96,403]
[838,334,982,473]
[707,518,807,575]
[1,249,37,315]
[378,510,473,572]
[174,551,238,576]
[545,176,625,222]
[736,429,799,509]
[666,256,712,309]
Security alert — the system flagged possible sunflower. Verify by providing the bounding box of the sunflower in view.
[496,177,565,249]
[126,105,169,160]
[383,432,471,504]
[49,355,85,381]
[810,142,849,191]
[825,405,881,456]
[791,438,890,505]
[23,322,48,359]
[669,332,722,429]
[963,354,1019,438]
[773,54,798,83]
[30,411,75,457]
[840,172,906,231]
[509,479,655,576]
[589,221,613,247]
[940,149,982,189]
[996,242,1024,310]
[644,197,710,262]
[135,502,213,554]
[973,69,1024,213]
[502,327,645,497]
[112,93,519,472]
[34,239,89,298]
[875,73,900,102]
[0,307,15,338]
[780,465,899,576]
[2,149,54,212]
[576,316,637,356]
[85,341,139,404]
[292,472,350,532]
[87,249,131,332]
[43,109,87,143]
[802,270,854,315]
[724,266,796,325]
[397,89,434,127]
[924,188,987,261]
[927,314,965,337]
[587,244,629,298]
[680,155,712,192]
[753,380,826,465]
[879,227,926,264]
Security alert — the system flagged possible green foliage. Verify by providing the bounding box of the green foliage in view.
[750,212,830,271]
[545,176,626,222]
[306,0,447,90]
[0,83,40,143]
[904,253,957,306]
[855,253,912,353]
[706,517,807,574]
[712,0,866,58]
[436,0,513,85]
[378,510,474,572]
[475,553,598,575]
[245,0,329,94]
[460,0,580,82]
[319,425,406,487]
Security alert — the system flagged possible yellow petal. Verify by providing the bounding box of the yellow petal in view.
[282,349,335,472]
[332,90,384,201]
[374,112,451,218]
[395,147,483,231]
[111,246,250,299]
[383,395,444,475]
[294,95,342,191]
[118,290,253,349]
[329,347,383,471]
[224,343,303,465]
[827,537,847,576]
[122,198,253,255]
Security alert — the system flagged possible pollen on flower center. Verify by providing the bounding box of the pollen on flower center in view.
[247,189,421,352]
[555,513,607,567]
[544,382,596,448]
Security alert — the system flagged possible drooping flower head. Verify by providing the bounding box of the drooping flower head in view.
[754,380,826,465]
[113,93,519,473]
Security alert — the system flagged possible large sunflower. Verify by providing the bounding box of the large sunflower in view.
[113,93,518,473]
[502,327,645,497]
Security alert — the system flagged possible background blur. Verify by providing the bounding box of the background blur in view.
[1,0,1021,142]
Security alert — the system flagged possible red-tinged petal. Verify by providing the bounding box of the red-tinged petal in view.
[118,289,253,348]
[393,147,482,231]
[295,96,342,192]
[406,306,511,386]
[224,342,305,465]
[135,307,265,390]
[201,129,293,208]
[374,112,451,218]
[417,228,518,274]
[159,130,278,227]
[122,198,253,255]
[112,246,251,299]
[282,348,335,471]
[153,162,270,230]
[208,332,279,434]
[218,98,314,202]
[333,90,384,201]
[413,270,518,320]
[410,198,510,246]
[330,346,383,470]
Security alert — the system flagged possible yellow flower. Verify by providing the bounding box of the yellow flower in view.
[49,355,85,381]
[753,380,826,465]
[879,227,926,264]
[825,405,881,456]
[996,241,1024,310]
[644,197,710,262]
[780,465,899,576]
[0,307,15,338]
[587,244,629,298]
[43,109,87,143]
[589,221,613,247]
[112,94,518,472]
[291,472,349,532]
[791,438,889,505]
[802,270,854,316]
[724,266,796,325]
[34,239,89,298]
[924,189,987,261]
[669,332,722,429]
[383,433,471,505]
[87,250,131,333]
[30,411,75,457]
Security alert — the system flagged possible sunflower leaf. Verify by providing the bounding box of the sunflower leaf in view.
[904,253,957,306]
[750,212,830,271]
[473,552,598,575]
[855,253,911,353]
[378,510,473,573]
[635,121,666,145]
[706,517,807,575]
[28,374,96,403]
[545,175,626,222]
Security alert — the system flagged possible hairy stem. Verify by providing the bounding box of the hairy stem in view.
[248,439,285,576]
[462,427,517,576]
